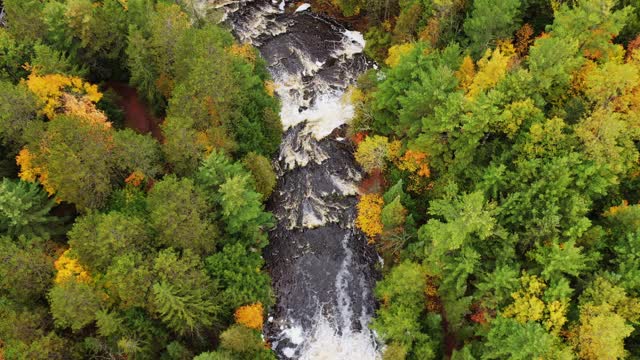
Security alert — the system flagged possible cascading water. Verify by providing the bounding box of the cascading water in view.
[0,2,5,28]
[217,0,381,358]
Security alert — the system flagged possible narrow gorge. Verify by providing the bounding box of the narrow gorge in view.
[221,0,381,358]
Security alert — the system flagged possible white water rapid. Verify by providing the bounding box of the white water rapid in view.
[216,0,381,358]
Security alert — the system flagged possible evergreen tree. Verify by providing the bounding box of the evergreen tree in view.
[482,317,573,359]
[205,243,273,314]
[0,179,59,238]
[152,249,218,335]
[242,152,277,200]
[218,174,272,246]
[463,0,522,56]
[48,280,103,332]
[0,81,39,150]
[68,212,151,272]
[147,175,217,255]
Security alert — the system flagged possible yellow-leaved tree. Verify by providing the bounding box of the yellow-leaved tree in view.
[385,43,416,68]
[570,277,640,360]
[17,72,116,210]
[467,46,513,98]
[229,43,257,65]
[356,193,384,240]
[16,148,55,196]
[503,273,568,335]
[24,72,102,119]
[455,55,476,91]
[355,135,400,174]
[54,249,91,284]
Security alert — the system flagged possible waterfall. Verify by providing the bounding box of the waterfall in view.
[0,5,6,28]
[219,0,381,358]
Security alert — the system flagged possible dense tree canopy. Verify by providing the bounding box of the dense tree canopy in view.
[348,0,640,358]
[0,0,278,358]
[4,0,640,358]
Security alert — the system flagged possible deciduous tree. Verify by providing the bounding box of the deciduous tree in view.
[17,114,116,211]
[242,152,277,200]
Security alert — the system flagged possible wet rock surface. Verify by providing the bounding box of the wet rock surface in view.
[266,124,378,332]
[222,0,380,357]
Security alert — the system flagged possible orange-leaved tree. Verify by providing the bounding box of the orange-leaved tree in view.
[234,302,264,330]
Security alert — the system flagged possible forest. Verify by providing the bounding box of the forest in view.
[347,0,640,359]
[1,0,640,359]
[0,0,279,358]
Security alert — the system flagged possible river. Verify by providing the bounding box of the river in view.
[219,0,381,358]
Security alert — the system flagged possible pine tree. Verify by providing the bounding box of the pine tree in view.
[205,243,273,314]
[152,248,219,335]
[68,212,151,272]
[48,280,103,332]
[463,0,522,56]
[126,27,164,112]
[372,261,438,359]
[381,196,407,232]
[195,150,248,196]
[483,317,573,359]
[218,174,271,245]
[152,281,217,336]
[0,179,59,238]
[147,175,217,255]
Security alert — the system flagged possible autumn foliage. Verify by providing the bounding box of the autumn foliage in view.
[54,249,91,284]
[356,193,384,240]
[229,43,257,64]
[234,302,264,330]
[467,47,513,98]
[455,55,476,91]
[355,135,401,173]
[397,150,430,177]
[5,0,640,358]
[0,1,280,358]
[424,276,442,313]
[124,170,145,187]
[515,23,534,56]
[15,72,115,206]
[25,73,102,119]
[16,148,54,196]
[385,43,416,68]
[503,273,568,335]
